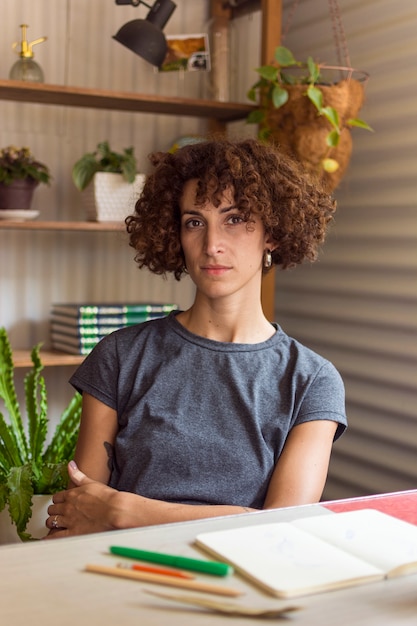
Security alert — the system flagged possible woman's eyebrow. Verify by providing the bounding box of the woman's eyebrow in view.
[181,204,237,216]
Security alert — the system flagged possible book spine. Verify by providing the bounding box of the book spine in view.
[50,313,168,326]
[52,304,178,316]
[51,341,95,356]
[51,333,106,346]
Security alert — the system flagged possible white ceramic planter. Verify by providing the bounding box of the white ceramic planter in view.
[82,172,146,222]
[0,494,52,544]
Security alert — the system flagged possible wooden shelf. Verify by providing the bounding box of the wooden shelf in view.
[0,79,254,122]
[0,220,126,231]
[13,349,85,368]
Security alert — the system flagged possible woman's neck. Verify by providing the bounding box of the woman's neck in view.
[177,295,276,344]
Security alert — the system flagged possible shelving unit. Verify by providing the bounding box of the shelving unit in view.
[0,80,254,368]
[1,1,281,369]
[0,80,254,125]
[0,220,125,231]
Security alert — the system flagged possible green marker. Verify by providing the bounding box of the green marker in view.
[109,546,233,577]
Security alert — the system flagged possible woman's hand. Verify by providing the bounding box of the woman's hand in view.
[45,461,123,538]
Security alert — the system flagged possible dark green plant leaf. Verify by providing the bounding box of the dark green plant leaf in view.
[26,343,48,466]
[34,461,68,494]
[72,154,100,191]
[7,464,34,537]
[0,328,27,463]
[0,328,81,539]
[43,392,82,464]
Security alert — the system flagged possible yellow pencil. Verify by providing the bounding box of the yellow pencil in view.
[85,563,243,597]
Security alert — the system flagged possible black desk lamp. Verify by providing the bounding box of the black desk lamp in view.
[113,0,176,67]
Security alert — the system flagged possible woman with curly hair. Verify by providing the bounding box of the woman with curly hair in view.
[46,138,346,538]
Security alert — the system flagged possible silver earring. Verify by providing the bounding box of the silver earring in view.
[263,249,272,269]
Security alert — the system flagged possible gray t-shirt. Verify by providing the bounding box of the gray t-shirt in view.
[70,312,347,508]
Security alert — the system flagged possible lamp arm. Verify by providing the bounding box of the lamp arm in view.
[115,0,153,8]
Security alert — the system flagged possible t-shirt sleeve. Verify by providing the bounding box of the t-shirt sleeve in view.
[69,332,119,410]
[294,361,347,440]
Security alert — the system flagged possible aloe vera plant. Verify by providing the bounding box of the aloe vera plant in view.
[0,327,81,541]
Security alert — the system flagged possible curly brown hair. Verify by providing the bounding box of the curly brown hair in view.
[126,138,336,280]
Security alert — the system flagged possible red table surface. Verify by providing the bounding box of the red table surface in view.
[323,489,417,525]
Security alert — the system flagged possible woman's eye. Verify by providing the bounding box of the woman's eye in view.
[227,214,244,225]
[184,218,203,229]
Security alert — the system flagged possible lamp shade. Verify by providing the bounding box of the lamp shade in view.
[113,19,167,67]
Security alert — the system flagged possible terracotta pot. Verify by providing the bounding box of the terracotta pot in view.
[0,494,52,544]
[0,179,38,210]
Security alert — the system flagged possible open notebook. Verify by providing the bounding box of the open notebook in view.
[195,509,417,598]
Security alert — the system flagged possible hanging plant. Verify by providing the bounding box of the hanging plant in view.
[247,46,373,191]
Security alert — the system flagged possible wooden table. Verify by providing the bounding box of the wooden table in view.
[0,493,416,625]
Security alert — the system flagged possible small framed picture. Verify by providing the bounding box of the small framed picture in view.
[160,33,210,72]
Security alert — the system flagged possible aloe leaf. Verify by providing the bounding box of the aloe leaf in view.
[43,393,82,464]
[34,461,68,494]
[0,412,22,470]
[26,343,48,467]
[7,464,34,538]
[0,481,7,512]
[0,328,27,462]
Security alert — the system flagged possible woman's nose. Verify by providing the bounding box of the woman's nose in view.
[203,224,223,255]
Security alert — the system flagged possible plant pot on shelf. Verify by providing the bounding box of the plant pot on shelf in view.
[267,78,365,192]
[82,172,146,222]
[0,178,38,210]
[0,494,51,544]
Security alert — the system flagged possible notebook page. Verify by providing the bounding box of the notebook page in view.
[195,521,383,598]
[294,509,417,576]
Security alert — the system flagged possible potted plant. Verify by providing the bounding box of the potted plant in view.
[0,145,51,212]
[247,46,373,191]
[72,141,145,222]
[0,327,82,542]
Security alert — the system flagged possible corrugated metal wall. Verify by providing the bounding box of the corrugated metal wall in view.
[270,0,417,499]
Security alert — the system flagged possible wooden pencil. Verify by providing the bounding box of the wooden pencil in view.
[85,563,243,597]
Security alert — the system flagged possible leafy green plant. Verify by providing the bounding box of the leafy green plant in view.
[0,146,51,186]
[0,327,81,541]
[247,46,373,173]
[72,141,137,191]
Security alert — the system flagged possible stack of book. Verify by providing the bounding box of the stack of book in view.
[50,302,178,355]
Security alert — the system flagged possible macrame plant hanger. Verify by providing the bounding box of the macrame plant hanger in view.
[281,0,367,82]
[268,0,369,192]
